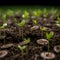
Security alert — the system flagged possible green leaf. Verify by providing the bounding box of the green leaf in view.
[1,14,6,21]
[40,27,46,32]
[32,20,37,25]
[6,10,14,17]
[18,20,25,27]
[0,23,7,29]
[24,38,30,44]
[22,11,29,19]
[18,45,27,51]
[46,32,54,40]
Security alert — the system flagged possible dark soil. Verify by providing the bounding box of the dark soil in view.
[0,12,60,60]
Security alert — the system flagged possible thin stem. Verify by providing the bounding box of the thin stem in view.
[21,27,23,39]
[4,29,5,44]
[48,41,49,52]
[21,50,23,56]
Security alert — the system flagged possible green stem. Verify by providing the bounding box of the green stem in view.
[22,27,23,39]
[21,50,23,57]
[48,41,49,52]
[4,29,5,44]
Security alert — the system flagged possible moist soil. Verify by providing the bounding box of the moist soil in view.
[0,13,60,60]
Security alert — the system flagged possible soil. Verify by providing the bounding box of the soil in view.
[0,12,60,60]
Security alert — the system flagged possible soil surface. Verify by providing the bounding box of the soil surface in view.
[0,11,60,60]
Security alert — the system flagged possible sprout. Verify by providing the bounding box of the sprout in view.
[40,27,46,37]
[18,20,25,27]
[22,11,29,19]
[46,31,54,52]
[0,23,7,44]
[43,8,47,17]
[33,10,41,17]
[18,45,27,56]
[33,11,38,16]
[14,18,17,23]
[18,20,26,39]
[1,14,6,22]
[0,23,7,29]
[32,19,37,25]
[24,38,30,44]
[46,32,54,41]
[6,10,14,17]
[56,17,60,26]
[40,27,46,32]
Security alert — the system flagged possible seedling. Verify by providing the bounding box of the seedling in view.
[1,14,6,22]
[0,23,7,44]
[43,8,47,17]
[13,18,17,23]
[32,19,37,25]
[6,10,14,17]
[23,38,30,44]
[46,31,54,52]
[40,26,46,37]
[56,17,60,27]
[33,10,41,17]
[18,45,27,56]
[22,11,29,19]
[18,20,26,39]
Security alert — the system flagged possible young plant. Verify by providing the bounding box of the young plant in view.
[46,31,54,52]
[56,17,60,27]
[33,10,41,17]
[0,23,7,44]
[18,45,27,56]
[23,38,30,44]
[22,11,29,19]
[6,10,14,17]
[18,20,26,39]
[40,27,46,37]
[32,19,37,25]
[1,14,6,22]
[43,8,47,17]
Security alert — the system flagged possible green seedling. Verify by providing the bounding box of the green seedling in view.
[13,18,17,23]
[40,27,46,37]
[18,45,27,56]
[33,10,41,17]
[1,14,6,22]
[22,11,29,19]
[56,17,60,27]
[43,8,47,17]
[32,19,37,25]
[46,31,54,52]
[6,10,14,17]
[24,38,30,44]
[0,23,7,29]
[18,20,26,39]
[0,23,7,44]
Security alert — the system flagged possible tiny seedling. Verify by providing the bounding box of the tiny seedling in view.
[18,45,27,56]
[6,10,14,17]
[22,11,29,19]
[33,10,41,17]
[1,14,6,22]
[43,8,47,17]
[40,26,46,37]
[0,23,7,44]
[56,17,60,27]
[18,20,26,39]
[46,31,54,52]
[32,19,37,25]
[24,38,30,44]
